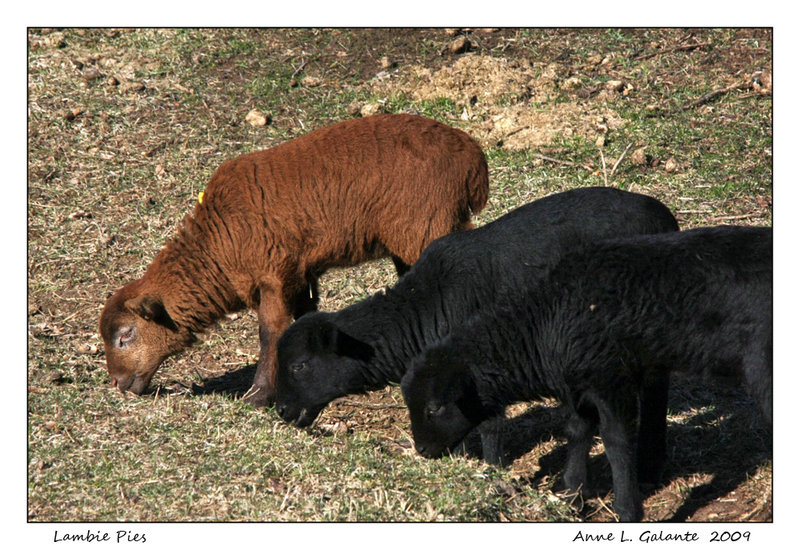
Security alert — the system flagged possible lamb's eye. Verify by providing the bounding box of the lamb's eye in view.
[425,404,445,420]
[115,326,136,350]
[291,361,307,374]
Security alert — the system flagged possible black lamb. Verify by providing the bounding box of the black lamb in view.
[401,225,772,522]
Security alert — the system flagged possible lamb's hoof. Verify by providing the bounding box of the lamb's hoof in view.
[555,476,591,498]
[614,503,644,523]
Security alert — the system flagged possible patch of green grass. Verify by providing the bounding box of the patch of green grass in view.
[28,387,567,522]
[378,93,460,120]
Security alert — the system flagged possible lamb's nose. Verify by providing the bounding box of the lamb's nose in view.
[276,404,287,418]
[416,444,427,456]
[112,374,135,393]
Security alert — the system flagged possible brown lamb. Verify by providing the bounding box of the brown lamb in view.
[99,113,489,406]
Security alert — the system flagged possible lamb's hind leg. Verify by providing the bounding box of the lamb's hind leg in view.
[595,394,642,522]
[562,404,598,496]
[244,281,292,408]
[743,341,772,427]
[637,369,670,485]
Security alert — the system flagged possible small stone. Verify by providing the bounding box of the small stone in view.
[68,209,92,220]
[494,480,517,498]
[665,157,679,172]
[752,71,772,95]
[595,135,606,148]
[62,108,84,121]
[604,80,624,93]
[81,68,103,83]
[360,103,382,117]
[120,81,145,93]
[561,76,582,90]
[346,100,363,116]
[379,56,394,70]
[630,147,648,166]
[77,343,99,355]
[444,28,461,36]
[49,372,71,385]
[245,109,269,127]
[302,75,323,87]
[44,32,66,49]
[622,83,634,96]
[448,35,470,55]
[587,54,603,65]
[107,75,120,86]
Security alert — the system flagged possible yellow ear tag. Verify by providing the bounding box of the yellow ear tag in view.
[198,191,205,204]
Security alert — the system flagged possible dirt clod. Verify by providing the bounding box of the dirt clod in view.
[630,147,648,166]
[245,109,270,127]
[447,35,470,55]
[360,103,382,117]
[119,81,145,93]
[665,157,680,172]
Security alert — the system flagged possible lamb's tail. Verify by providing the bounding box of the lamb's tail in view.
[467,153,489,214]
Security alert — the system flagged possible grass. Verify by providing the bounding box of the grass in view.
[28,28,772,526]
[29,385,572,522]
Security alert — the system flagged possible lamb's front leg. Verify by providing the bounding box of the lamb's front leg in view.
[562,407,597,496]
[478,416,505,466]
[244,283,291,407]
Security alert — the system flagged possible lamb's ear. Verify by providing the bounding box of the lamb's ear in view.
[314,320,374,362]
[125,295,178,331]
[335,329,375,362]
[455,371,491,425]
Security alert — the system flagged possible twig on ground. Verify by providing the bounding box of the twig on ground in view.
[634,41,711,60]
[682,81,749,111]
[533,154,594,172]
[647,80,751,117]
[595,494,620,521]
[678,209,713,215]
[335,399,406,410]
[505,125,529,138]
[291,59,308,80]
[710,213,758,222]
[599,147,608,186]
[610,143,633,177]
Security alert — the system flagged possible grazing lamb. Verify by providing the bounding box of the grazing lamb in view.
[99,114,489,406]
[274,187,679,449]
[400,226,772,522]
